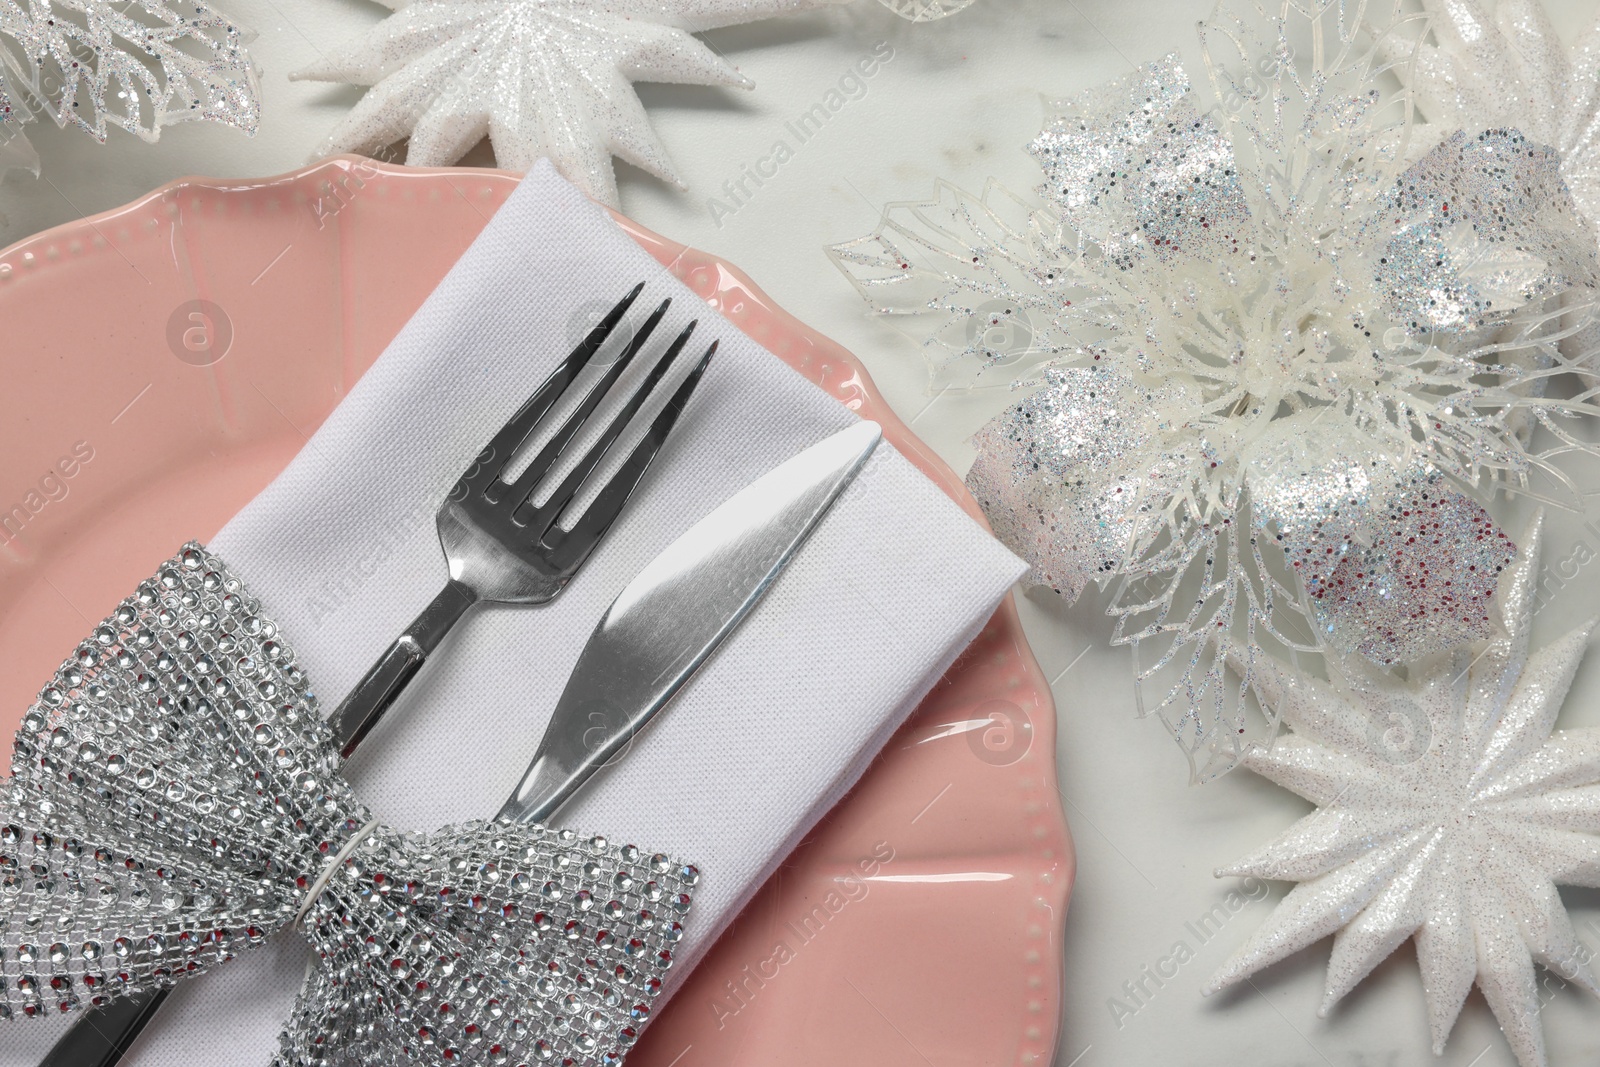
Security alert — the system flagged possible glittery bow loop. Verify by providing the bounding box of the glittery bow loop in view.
[0,543,697,1067]
[275,821,693,1067]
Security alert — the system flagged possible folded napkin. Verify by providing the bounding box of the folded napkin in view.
[2,159,1023,1065]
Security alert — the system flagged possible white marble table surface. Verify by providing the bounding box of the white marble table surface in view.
[5,1,1600,1066]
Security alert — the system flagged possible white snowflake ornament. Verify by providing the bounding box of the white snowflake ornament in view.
[1207,513,1600,1067]
[292,0,846,207]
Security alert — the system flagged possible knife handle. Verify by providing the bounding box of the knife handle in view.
[39,988,169,1067]
[330,579,478,758]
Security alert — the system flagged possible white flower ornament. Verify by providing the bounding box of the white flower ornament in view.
[830,1,1600,777]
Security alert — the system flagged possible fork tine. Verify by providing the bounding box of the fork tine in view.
[494,298,672,506]
[544,341,717,574]
[516,319,698,536]
[455,282,644,497]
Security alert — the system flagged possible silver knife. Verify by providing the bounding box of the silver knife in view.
[502,418,882,822]
[41,419,882,1067]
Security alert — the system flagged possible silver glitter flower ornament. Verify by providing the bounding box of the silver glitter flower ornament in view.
[1207,514,1600,1067]
[0,544,696,1066]
[0,0,259,149]
[831,2,1600,777]
[292,0,847,207]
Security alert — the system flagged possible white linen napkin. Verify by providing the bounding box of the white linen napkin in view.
[0,159,1023,1064]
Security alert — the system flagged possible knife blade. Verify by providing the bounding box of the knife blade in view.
[500,418,882,822]
[39,419,881,1067]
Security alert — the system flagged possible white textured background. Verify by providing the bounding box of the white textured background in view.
[6,1,1600,1065]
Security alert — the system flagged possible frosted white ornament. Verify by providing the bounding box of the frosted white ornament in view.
[293,0,845,207]
[831,4,1600,778]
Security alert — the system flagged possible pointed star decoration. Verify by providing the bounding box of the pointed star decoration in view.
[1205,513,1600,1067]
[291,0,846,207]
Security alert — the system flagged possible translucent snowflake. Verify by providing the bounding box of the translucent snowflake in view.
[0,0,259,154]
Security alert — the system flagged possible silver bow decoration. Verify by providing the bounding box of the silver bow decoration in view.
[0,543,697,1066]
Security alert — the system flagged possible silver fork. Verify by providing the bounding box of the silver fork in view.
[329,283,715,757]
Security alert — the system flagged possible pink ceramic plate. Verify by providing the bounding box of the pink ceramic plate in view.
[0,157,1073,1067]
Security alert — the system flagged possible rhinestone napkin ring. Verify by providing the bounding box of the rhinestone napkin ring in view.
[0,543,697,1066]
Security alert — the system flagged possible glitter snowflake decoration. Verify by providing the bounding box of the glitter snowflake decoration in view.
[0,0,259,162]
[829,1,1600,777]
[293,0,845,207]
[1206,514,1600,1067]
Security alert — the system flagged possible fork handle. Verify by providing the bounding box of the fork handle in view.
[331,579,478,758]
[41,581,480,1067]
[38,987,169,1067]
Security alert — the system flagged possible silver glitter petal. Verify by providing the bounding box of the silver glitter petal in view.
[1243,415,1518,666]
[0,0,259,142]
[1393,0,1600,227]
[966,364,1197,600]
[0,544,694,1067]
[1308,468,1515,666]
[1365,129,1600,334]
[290,0,847,207]
[1210,515,1600,1067]
[1243,414,1396,584]
[1030,53,1253,270]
